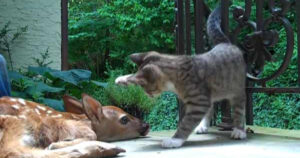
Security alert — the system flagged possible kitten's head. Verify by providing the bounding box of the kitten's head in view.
[115,51,170,97]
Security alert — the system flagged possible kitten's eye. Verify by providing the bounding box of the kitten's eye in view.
[137,79,147,87]
[120,116,129,125]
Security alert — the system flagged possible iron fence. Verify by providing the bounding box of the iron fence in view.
[175,0,299,128]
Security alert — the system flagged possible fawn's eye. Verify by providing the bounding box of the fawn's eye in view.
[120,116,129,125]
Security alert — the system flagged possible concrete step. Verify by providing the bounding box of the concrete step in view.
[112,126,300,158]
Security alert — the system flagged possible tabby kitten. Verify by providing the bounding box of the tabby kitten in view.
[115,6,247,148]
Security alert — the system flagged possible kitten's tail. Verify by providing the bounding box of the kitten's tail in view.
[207,6,230,46]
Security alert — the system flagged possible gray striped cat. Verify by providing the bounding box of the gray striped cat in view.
[115,6,247,148]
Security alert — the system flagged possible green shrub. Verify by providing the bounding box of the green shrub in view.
[68,0,175,77]
[253,93,300,129]
[144,92,178,131]
[86,72,179,131]
[91,81,155,113]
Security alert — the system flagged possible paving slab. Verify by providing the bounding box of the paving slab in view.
[112,126,300,158]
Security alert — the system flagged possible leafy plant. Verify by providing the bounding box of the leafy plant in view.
[9,67,96,111]
[32,47,54,67]
[0,21,28,70]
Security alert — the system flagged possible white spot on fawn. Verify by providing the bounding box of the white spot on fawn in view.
[37,105,46,111]
[12,104,20,110]
[10,98,17,102]
[0,115,17,119]
[18,99,26,105]
[71,114,80,119]
[47,110,53,114]
[21,134,35,146]
[19,115,26,119]
[24,109,31,113]
[35,109,41,115]
[52,114,63,118]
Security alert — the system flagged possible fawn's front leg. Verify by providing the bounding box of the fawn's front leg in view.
[47,140,125,158]
[47,139,87,150]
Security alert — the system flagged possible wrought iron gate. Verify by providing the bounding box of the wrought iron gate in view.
[175,0,300,128]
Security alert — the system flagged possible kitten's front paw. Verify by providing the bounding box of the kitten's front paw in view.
[231,128,247,139]
[115,74,132,85]
[161,138,184,148]
[195,124,208,134]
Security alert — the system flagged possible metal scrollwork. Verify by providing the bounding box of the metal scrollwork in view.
[231,0,294,84]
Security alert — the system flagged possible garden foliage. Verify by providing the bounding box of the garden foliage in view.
[9,67,95,111]
[9,67,155,117]
[68,0,175,77]
[5,0,300,130]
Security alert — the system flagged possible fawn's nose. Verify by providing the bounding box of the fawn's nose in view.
[139,122,150,136]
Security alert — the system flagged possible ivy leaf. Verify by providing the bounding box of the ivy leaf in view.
[25,82,64,96]
[28,66,57,75]
[91,80,108,88]
[38,98,65,112]
[8,71,29,81]
[49,69,91,86]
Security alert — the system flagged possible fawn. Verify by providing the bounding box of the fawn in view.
[0,94,149,158]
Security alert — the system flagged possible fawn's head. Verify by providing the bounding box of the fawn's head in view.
[63,94,150,141]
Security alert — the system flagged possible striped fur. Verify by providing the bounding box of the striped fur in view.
[207,5,230,45]
[116,7,247,148]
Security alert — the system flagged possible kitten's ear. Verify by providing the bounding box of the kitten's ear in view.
[63,95,84,114]
[130,53,147,66]
[81,93,103,122]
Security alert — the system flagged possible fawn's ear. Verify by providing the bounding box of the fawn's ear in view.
[81,93,103,122]
[62,95,84,114]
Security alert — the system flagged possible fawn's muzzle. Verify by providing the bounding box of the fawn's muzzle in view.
[139,122,150,136]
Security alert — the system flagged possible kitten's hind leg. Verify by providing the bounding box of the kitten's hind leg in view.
[162,94,211,148]
[230,92,246,139]
[195,106,214,134]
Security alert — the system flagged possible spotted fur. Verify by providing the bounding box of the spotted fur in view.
[0,94,149,157]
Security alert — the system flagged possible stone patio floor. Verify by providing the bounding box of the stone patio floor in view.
[112,126,300,158]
